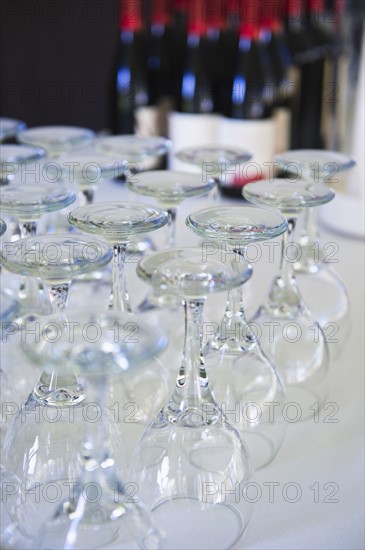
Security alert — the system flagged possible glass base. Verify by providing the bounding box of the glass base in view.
[33,374,86,406]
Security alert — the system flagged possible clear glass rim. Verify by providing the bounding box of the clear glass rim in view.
[97,135,171,159]
[175,145,253,166]
[275,149,356,176]
[68,201,169,239]
[127,170,216,201]
[137,247,253,297]
[0,117,26,139]
[0,233,112,279]
[0,184,76,216]
[0,218,6,236]
[17,125,95,146]
[242,178,335,211]
[0,144,46,166]
[186,205,288,243]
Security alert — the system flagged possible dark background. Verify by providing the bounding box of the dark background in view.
[0,0,122,132]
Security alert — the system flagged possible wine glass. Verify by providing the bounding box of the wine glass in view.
[127,170,216,248]
[127,171,216,312]
[175,144,252,200]
[0,183,76,237]
[0,218,6,236]
[2,310,167,548]
[68,202,169,312]
[0,144,46,185]
[96,134,171,172]
[243,178,335,419]
[0,233,112,413]
[57,148,128,206]
[0,117,26,142]
[96,135,172,253]
[275,149,355,330]
[0,182,76,313]
[132,248,253,550]
[186,205,288,469]
[17,125,95,158]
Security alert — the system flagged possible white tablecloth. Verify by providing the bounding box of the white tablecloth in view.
[1,175,364,549]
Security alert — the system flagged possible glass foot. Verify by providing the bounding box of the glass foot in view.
[33,377,86,406]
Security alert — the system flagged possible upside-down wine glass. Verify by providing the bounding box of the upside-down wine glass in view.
[243,179,335,419]
[57,148,128,206]
[17,125,95,159]
[0,218,6,236]
[68,202,169,312]
[0,117,26,142]
[0,235,112,544]
[0,234,112,405]
[175,145,252,201]
[0,182,76,313]
[186,205,288,469]
[0,144,46,186]
[17,125,96,234]
[275,149,355,330]
[132,247,253,550]
[127,170,216,248]
[127,171,216,312]
[96,135,171,174]
[2,310,167,548]
[96,136,172,254]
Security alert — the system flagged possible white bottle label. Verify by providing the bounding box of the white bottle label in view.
[218,116,276,185]
[274,107,291,154]
[167,112,221,171]
[134,105,163,169]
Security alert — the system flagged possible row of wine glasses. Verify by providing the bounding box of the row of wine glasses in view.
[0,128,355,549]
[2,121,353,333]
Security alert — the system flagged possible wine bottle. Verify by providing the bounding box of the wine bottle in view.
[284,0,329,148]
[260,0,293,154]
[297,0,332,148]
[168,0,220,170]
[219,0,276,197]
[113,0,148,135]
[204,0,225,113]
[145,0,174,136]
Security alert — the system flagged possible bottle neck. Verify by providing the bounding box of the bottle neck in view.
[187,0,206,35]
[119,0,143,32]
[151,0,170,26]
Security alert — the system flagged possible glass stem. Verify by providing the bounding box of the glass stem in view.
[109,243,131,312]
[278,218,297,285]
[47,282,70,327]
[81,189,95,205]
[170,300,217,421]
[20,221,37,238]
[300,207,320,246]
[208,247,255,352]
[34,282,85,406]
[225,285,246,321]
[18,221,50,312]
[82,374,110,465]
[228,247,247,320]
[166,208,177,248]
